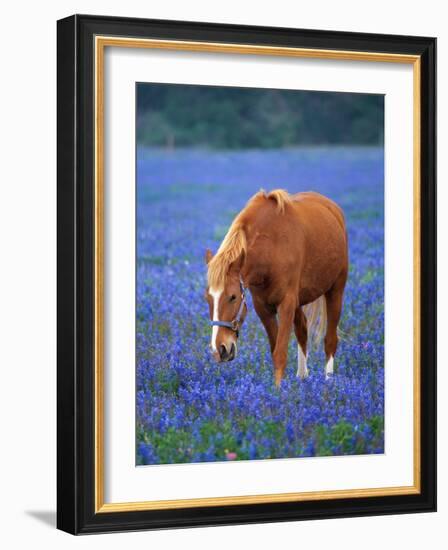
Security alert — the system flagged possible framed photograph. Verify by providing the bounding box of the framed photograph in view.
[57,14,436,534]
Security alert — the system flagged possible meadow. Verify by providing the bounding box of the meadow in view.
[136,147,384,465]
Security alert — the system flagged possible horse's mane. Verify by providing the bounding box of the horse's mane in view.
[207,189,292,290]
[261,188,292,214]
[208,219,247,290]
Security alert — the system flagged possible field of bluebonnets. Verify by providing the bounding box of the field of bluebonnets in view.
[136,147,384,465]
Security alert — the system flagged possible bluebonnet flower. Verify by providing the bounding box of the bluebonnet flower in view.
[136,147,385,464]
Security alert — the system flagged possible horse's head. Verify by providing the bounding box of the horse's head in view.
[204,249,247,362]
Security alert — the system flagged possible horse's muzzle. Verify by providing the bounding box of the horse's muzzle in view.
[218,342,236,362]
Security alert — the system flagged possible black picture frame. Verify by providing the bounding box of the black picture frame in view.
[57,14,436,535]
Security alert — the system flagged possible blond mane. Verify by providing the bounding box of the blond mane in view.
[207,189,292,289]
[263,188,292,213]
[208,220,246,290]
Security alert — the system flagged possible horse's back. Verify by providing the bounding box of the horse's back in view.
[291,191,346,233]
[243,189,348,305]
[246,190,347,258]
[291,191,348,261]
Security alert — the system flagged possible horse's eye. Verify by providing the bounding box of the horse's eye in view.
[229,294,236,303]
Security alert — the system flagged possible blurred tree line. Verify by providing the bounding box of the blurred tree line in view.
[137,83,383,149]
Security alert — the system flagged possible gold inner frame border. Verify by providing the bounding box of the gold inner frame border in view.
[94,36,421,513]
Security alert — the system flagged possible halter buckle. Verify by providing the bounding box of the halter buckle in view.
[230,319,240,332]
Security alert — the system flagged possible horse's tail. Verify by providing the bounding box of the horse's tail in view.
[302,296,327,348]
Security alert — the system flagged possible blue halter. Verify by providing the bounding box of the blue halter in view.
[210,279,246,337]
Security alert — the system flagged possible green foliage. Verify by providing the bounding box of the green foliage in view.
[137,83,384,149]
[136,415,384,464]
[314,417,384,456]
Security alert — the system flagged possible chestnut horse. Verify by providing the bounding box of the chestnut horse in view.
[205,189,348,386]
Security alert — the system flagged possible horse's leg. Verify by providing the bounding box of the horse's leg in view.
[294,307,308,379]
[324,271,347,379]
[252,298,278,353]
[273,295,296,386]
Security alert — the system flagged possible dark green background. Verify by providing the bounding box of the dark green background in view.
[137,83,384,149]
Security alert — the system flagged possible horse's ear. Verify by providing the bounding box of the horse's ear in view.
[205,248,213,264]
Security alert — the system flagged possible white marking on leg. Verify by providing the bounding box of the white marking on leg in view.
[325,356,334,379]
[210,288,222,352]
[296,345,309,379]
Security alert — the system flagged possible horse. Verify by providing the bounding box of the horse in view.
[204,189,348,387]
